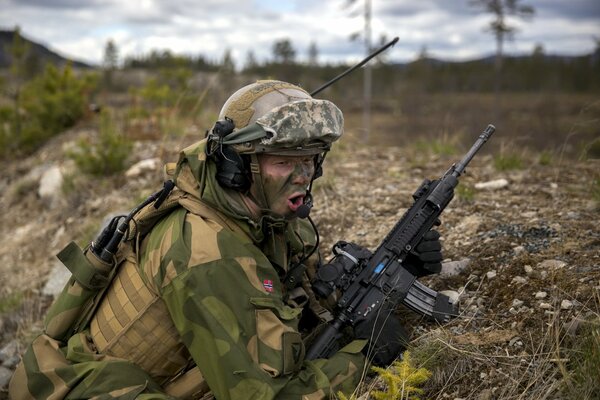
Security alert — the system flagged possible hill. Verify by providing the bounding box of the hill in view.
[0,29,91,70]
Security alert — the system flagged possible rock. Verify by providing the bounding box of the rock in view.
[3,355,20,369]
[0,340,18,364]
[524,265,533,275]
[50,225,66,249]
[486,270,497,279]
[538,260,566,270]
[512,299,524,308]
[474,178,509,190]
[440,258,471,277]
[0,366,13,390]
[511,276,527,284]
[539,302,552,309]
[513,245,526,255]
[38,165,63,202]
[477,388,493,400]
[42,261,72,297]
[509,337,523,347]
[125,158,161,177]
[535,291,547,299]
[439,290,460,305]
[561,300,573,310]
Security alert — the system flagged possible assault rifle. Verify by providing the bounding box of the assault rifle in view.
[306,124,496,360]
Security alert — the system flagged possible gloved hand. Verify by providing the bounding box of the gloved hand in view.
[354,305,409,367]
[403,229,443,277]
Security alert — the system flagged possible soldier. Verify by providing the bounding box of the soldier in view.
[10,80,442,399]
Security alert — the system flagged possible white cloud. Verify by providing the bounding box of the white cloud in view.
[1,0,598,66]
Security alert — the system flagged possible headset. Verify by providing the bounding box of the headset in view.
[206,118,252,192]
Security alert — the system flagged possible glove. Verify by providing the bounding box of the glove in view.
[354,305,409,367]
[403,229,443,277]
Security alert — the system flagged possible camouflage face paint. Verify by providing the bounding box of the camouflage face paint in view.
[253,154,315,219]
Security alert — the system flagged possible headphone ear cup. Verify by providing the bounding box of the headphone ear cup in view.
[214,145,251,192]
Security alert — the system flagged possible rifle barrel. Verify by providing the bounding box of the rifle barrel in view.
[453,124,496,176]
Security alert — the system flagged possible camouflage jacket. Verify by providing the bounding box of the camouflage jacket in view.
[10,140,365,400]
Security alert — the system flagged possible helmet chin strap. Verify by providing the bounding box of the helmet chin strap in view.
[248,153,271,212]
[295,152,326,219]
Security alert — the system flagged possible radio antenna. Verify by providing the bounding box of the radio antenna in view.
[310,36,399,97]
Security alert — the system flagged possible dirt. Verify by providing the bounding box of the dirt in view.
[0,124,598,399]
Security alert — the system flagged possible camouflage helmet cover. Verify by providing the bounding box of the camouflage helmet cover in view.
[215,80,344,155]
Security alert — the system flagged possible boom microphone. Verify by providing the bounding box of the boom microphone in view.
[296,193,313,219]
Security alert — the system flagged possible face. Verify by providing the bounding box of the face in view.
[250,154,316,219]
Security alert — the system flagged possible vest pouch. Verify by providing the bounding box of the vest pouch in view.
[44,241,114,342]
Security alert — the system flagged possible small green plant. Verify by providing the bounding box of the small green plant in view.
[538,150,553,166]
[370,351,432,400]
[0,291,24,314]
[336,392,359,400]
[68,109,132,176]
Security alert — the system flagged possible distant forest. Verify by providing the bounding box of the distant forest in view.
[120,44,600,95]
[2,29,600,98]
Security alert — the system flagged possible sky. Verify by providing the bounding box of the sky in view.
[1,0,599,68]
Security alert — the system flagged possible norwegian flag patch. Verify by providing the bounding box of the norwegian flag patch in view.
[263,279,274,293]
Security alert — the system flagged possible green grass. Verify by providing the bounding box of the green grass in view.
[494,152,524,171]
[0,291,24,314]
[414,137,459,157]
[561,319,600,398]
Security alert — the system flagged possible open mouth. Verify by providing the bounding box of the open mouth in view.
[287,193,305,212]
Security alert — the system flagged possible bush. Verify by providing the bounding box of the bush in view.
[0,63,97,156]
[68,109,132,176]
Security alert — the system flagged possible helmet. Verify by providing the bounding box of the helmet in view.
[208,80,344,157]
[207,80,344,192]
